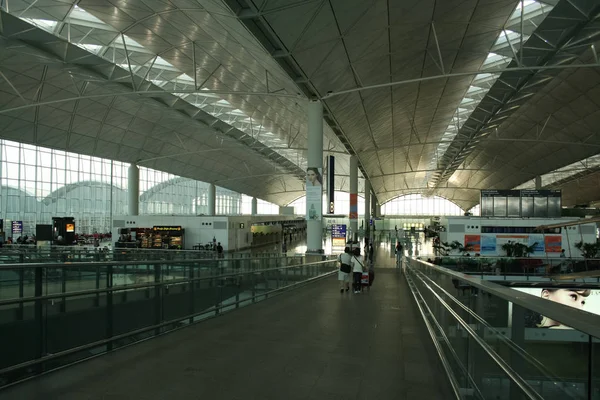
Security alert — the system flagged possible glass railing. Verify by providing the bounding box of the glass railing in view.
[0,245,291,264]
[0,256,337,388]
[405,258,600,399]
[426,255,600,279]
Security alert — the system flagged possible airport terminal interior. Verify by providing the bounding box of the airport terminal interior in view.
[1,0,600,399]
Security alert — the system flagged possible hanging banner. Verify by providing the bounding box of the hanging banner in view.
[306,167,322,221]
[327,156,335,214]
[544,236,562,253]
[464,235,481,252]
[349,193,358,220]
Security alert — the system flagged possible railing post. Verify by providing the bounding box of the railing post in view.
[95,266,100,307]
[60,267,67,313]
[251,272,256,302]
[106,265,113,352]
[154,264,162,335]
[34,266,45,373]
[17,268,24,320]
[189,264,195,323]
[509,304,526,400]
[122,265,128,303]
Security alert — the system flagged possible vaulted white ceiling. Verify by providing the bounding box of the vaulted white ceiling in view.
[1,0,600,210]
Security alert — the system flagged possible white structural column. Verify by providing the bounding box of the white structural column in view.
[364,180,371,234]
[349,155,358,240]
[251,197,258,215]
[535,176,542,189]
[208,183,216,216]
[128,164,139,216]
[306,100,323,253]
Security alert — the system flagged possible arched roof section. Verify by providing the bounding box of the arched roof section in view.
[0,186,37,199]
[284,191,366,207]
[140,177,194,202]
[42,181,126,206]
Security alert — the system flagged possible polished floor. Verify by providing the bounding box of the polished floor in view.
[2,242,452,400]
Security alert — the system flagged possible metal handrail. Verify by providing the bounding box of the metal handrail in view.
[413,271,544,400]
[0,255,324,270]
[410,258,600,339]
[411,267,580,398]
[404,273,467,399]
[0,260,334,307]
[0,264,337,377]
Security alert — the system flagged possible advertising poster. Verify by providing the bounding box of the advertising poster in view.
[349,193,358,220]
[306,167,322,221]
[528,234,545,253]
[481,235,497,254]
[496,235,529,253]
[515,287,600,329]
[545,236,562,253]
[331,224,346,247]
[464,235,481,252]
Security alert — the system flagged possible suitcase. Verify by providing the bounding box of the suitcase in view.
[360,272,369,286]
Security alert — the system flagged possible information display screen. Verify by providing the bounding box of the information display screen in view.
[11,221,23,236]
[480,189,561,218]
[331,224,346,247]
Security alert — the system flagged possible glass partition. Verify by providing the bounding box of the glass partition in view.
[0,256,337,388]
[406,258,600,400]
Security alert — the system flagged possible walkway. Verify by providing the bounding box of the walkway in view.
[2,264,452,400]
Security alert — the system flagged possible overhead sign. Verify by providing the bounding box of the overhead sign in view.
[12,221,23,236]
[153,226,182,232]
[331,224,346,247]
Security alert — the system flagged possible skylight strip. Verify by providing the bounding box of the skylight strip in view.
[423,0,555,189]
[514,153,600,190]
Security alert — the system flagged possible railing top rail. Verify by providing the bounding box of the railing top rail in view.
[411,258,600,339]
[0,258,334,270]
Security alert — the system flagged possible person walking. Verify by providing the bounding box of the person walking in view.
[351,248,365,293]
[395,242,403,268]
[338,247,352,293]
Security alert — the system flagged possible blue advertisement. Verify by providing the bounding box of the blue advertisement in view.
[528,234,544,253]
[481,236,497,254]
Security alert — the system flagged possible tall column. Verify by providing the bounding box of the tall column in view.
[364,180,371,237]
[251,197,257,215]
[349,155,358,241]
[371,192,377,218]
[208,183,216,216]
[535,175,542,189]
[128,164,139,216]
[306,100,323,253]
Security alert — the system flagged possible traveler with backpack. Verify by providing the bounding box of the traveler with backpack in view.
[338,247,352,293]
[351,248,365,293]
[395,242,403,267]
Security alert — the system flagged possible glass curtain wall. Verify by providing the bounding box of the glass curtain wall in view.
[287,192,366,216]
[381,194,465,216]
[0,140,273,235]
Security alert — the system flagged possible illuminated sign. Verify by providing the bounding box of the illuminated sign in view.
[66,223,75,233]
[331,224,346,247]
[12,221,23,235]
[153,226,182,232]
